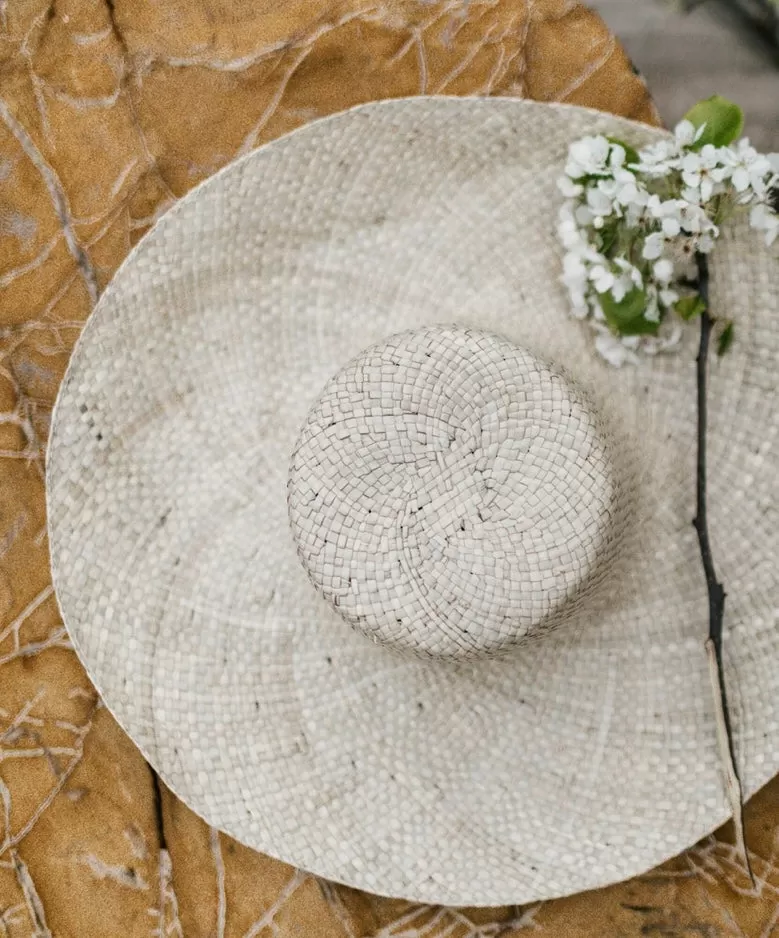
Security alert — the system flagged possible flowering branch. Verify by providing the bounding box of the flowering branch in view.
[693,253,753,884]
[558,96,778,873]
[558,95,778,367]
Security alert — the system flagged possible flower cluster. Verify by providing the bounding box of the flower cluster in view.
[558,97,779,366]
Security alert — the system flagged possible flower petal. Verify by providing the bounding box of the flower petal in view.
[732,167,750,192]
[558,176,583,197]
[675,119,696,147]
[662,217,682,237]
[653,258,674,283]
[642,232,665,260]
[575,205,594,226]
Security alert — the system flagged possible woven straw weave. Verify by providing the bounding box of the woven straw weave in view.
[46,98,779,906]
[288,326,634,659]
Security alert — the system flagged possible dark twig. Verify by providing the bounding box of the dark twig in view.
[693,252,753,884]
[149,762,168,852]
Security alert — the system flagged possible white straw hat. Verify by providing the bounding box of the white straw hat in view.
[46,97,778,907]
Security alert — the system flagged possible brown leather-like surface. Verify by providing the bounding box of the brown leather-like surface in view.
[2,1,772,935]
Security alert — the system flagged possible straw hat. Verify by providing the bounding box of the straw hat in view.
[46,97,778,906]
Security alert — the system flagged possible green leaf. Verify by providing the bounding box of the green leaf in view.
[571,171,610,183]
[684,95,744,149]
[675,294,707,321]
[601,287,646,325]
[597,221,619,256]
[717,320,735,356]
[599,288,660,336]
[606,136,640,168]
[616,315,661,337]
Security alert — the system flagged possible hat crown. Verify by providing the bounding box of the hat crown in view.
[288,326,628,659]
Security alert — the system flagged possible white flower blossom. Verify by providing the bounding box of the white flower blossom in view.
[609,144,627,171]
[681,185,702,205]
[647,195,686,237]
[596,177,620,199]
[659,287,680,307]
[589,264,615,294]
[590,297,606,322]
[558,176,584,198]
[610,259,642,302]
[642,232,666,260]
[565,135,611,179]
[633,139,680,177]
[680,145,722,202]
[574,204,594,227]
[558,222,583,251]
[558,204,588,250]
[594,328,640,367]
[644,294,661,323]
[674,119,706,148]
[557,113,778,365]
[616,177,649,208]
[614,257,643,286]
[587,186,614,219]
[751,202,779,246]
[653,258,675,284]
[720,139,774,198]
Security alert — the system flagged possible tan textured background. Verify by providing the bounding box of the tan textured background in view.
[0,1,776,935]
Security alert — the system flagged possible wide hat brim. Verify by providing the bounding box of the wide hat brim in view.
[47,97,779,906]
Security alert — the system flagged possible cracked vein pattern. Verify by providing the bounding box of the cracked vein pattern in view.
[6,0,769,934]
